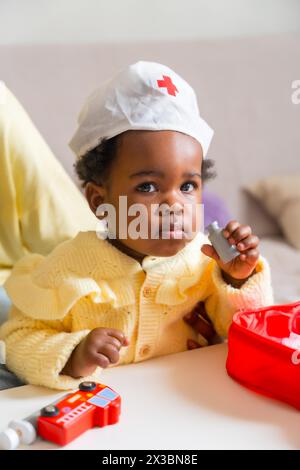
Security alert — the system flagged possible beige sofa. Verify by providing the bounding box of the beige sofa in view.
[0,34,299,304]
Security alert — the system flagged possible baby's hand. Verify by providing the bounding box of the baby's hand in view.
[61,328,129,378]
[201,220,260,283]
[184,301,216,349]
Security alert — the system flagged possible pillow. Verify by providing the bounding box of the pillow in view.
[202,188,232,232]
[241,188,282,238]
[245,175,300,250]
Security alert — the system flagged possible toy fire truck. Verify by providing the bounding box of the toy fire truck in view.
[0,381,121,449]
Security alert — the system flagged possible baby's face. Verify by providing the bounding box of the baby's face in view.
[88,130,203,259]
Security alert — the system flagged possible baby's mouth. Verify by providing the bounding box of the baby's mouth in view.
[157,221,187,239]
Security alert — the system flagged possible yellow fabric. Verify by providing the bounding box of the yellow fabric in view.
[0,82,97,286]
[0,230,274,390]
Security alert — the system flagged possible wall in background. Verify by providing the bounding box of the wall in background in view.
[0,0,300,44]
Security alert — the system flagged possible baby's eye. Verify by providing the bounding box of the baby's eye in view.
[136,182,157,193]
[181,181,198,193]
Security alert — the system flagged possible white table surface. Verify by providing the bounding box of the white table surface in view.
[0,343,299,450]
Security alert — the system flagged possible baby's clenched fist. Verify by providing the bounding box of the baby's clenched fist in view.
[61,327,129,378]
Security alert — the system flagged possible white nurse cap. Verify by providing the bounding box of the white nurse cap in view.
[69,60,214,159]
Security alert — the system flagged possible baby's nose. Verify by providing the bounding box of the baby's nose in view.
[158,202,183,216]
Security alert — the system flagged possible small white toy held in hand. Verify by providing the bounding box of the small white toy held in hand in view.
[206,221,240,264]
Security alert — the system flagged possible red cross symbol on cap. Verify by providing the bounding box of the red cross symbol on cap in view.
[157,75,179,96]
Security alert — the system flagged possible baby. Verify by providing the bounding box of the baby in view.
[0,61,274,390]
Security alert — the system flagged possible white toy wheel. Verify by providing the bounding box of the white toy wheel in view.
[0,427,20,450]
[9,419,36,445]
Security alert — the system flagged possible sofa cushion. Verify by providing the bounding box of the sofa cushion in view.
[245,175,300,249]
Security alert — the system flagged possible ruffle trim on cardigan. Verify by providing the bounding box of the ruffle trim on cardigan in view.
[4,254,136,320]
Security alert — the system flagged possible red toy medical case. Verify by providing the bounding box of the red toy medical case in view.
[226,300,300,409]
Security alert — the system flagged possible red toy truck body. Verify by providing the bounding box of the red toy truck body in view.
[37,381,121,446]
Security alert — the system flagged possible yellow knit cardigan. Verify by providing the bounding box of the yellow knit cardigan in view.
[0,230,274,390]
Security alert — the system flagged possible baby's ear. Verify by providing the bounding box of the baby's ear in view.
[85,182,107,215]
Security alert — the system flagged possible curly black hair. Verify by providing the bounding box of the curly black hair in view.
[74,133,216,187]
